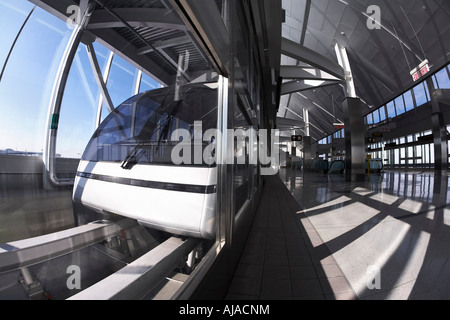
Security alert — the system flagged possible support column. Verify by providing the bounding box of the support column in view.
[342,98,366,181]
[43,0,95,189]
[303,136,312,171]
[426,78,448,172]
[335,43,366,181]
[43,26,85,189]
[302,109,311,170]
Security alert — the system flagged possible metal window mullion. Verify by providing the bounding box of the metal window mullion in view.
[87,43,115,117]
[133,69,143,96]
[95,50,114,128]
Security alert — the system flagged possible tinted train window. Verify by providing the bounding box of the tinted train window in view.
[82,84,218,166]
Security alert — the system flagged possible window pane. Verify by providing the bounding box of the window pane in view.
[435,67,450,89]
[379,106,386,121]
[386,101,396,118]
[372,110,379,123]
[403,91,414,112]
[101,54,140,121]
[0,5,72,153]
[140,72,161,93]
[413,83,428,107]
[56,43,100,159]
[0,0,35,70]
[108,55,139,106]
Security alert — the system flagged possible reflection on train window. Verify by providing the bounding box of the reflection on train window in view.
[82,84,218,166]
[234,99,251,214]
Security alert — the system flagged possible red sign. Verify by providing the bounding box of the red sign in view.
[410,59,430,82]
[420,64,430,76]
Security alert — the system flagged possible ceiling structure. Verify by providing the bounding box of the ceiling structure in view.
[30,0,217,86]
[278,0,450,142]
[30,0,450,144]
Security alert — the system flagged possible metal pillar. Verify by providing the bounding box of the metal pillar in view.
[303,136,312,171]
[43,26,84,189]
[342,98,366,181]
[302,109,311,170]
[426,78,448,172]
[134,69,143,95]
[43,0,94,189]
[335,43,357,98]
[336,43,366,180]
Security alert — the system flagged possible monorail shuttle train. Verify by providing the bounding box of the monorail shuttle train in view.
[72,83,219,239]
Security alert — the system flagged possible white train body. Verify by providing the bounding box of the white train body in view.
[72,83,218,239]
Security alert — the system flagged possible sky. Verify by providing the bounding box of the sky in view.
[0,0,161,158]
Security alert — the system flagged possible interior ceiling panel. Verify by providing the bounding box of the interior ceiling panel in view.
[278,0,450,143]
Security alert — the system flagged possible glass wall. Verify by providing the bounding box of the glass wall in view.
[0,0,162,159]
[364,64,450,170]
[140,71,161,93]
[412,82,429,108]
[433,67,450,89]
[0,1,73,155]
[56,43,101,159]
[386,101,396,118]
[369,130,437,169]
[363,64,450,127]
[403,90,414,112]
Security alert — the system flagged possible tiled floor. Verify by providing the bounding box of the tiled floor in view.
[286,169,450,300]
[226,174,356,300]
[227,168,450,300]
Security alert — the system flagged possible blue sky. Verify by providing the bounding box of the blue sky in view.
[0,0,161,157]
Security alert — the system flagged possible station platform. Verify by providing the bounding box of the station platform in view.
[226,169,450,300]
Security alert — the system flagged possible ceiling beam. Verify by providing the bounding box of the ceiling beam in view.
[347,46,400,92]
[89,28,174,85]
[299,0,311,46]
[281,80,340,95]
[169,0,230,76]
[277,117,305,128]
[136,35,192,56]
[87,8,187,31]
[280,66,341,81]
[281,37,345,80]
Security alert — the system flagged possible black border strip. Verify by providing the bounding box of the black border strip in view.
[77,172,216,194]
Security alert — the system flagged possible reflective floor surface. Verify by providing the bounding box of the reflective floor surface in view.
[280,168,450,300]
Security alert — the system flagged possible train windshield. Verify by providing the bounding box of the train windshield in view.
[82,83,218,166]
